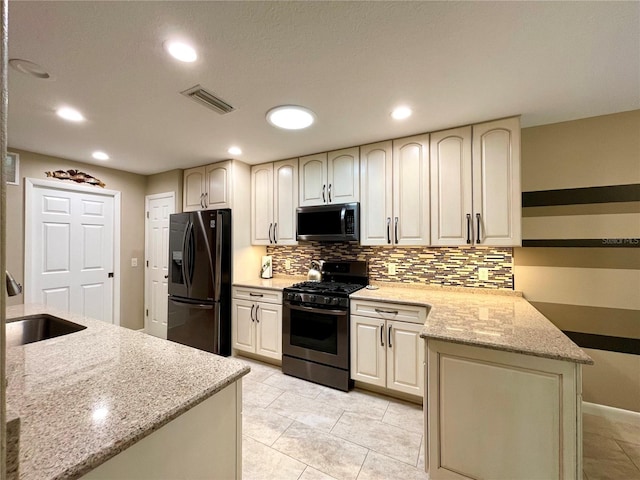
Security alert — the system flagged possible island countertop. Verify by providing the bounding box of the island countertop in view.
[351,284,593,365]
[5,304,250,480]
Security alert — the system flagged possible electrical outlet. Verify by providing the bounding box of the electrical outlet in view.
[131,258,138,267]
[478,267,489,281]
[285,259,291,270]
[388,263,397,275]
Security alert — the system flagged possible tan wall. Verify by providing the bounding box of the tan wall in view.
[515,110,640,412]
[146,169,183,213]
[6,149,146,330]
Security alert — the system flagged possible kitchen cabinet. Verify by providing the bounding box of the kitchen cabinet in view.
[251,159,298,245]
[232,287,282,361]
[350,299,427,396]
[183,160,232,211]
[299,147,359,206]
[360,135,430,245]
[430,117,521,246]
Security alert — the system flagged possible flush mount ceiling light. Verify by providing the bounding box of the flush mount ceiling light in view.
[228,146,242,155]
[266,105,316,130]
[391,106,412,120]
[164,40,197,63]
[56,107,85,122]
[92,151,109,161]
[9,58,52,80]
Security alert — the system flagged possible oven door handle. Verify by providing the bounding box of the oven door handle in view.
[286,303,348,316]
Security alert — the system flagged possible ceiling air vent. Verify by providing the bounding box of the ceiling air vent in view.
[180,85,235,115]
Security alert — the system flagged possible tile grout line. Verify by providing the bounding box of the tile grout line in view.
[355,449,371,480]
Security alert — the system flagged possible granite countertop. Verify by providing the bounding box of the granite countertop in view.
[351,284,593,365]
[233,275,305,290]
[5,304,250,480]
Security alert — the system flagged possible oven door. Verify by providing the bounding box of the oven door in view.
[282,302,349,369]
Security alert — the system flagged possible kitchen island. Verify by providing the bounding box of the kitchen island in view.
[5,304,249,480]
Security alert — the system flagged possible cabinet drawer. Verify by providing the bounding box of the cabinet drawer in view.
[232,287,282,304]
[351,300,427,324]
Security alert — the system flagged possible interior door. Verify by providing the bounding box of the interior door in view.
[27,182,115,322]
[145,192,175,339]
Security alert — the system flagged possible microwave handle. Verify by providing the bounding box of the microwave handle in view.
[341,206,346,235]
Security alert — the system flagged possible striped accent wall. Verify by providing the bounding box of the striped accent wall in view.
[515,110,640,412]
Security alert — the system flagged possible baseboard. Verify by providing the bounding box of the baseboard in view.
[583,401,640,425]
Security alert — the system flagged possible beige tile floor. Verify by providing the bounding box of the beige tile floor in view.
[239,357,640,480]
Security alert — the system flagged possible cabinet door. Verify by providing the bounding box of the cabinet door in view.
[251,163,274,245]
[350,315,386,387]
[205,161,232,209]
[273,159,298,245]
[360,141,393,245]
[232,299,255,353]
[183,167,206,212]
[299,153,328,206]
[472,117,521,246]
[430,127,473,246]
[255,302,282,360]
[327,147,359,204]
[387,320,424,396]
[392,134,430,245]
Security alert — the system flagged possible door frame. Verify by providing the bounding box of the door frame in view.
[24,178,122,325]
[143,191,175,335]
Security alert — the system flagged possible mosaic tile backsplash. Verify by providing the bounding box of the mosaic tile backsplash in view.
[266,244,514,289]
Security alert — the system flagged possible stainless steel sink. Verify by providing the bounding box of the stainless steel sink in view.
[6,314,87,347]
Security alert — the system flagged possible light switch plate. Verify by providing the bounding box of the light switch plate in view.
[285,259,291,270]
[131,258,138,267]
[388,263,397,275]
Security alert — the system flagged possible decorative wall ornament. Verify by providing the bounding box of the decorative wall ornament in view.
[45,169,106,187]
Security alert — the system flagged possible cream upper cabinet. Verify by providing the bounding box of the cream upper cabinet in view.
[472,117,521,246]
[430,126,473,245]
[299,148,359,206]
[183,160,232,211]
[360,141,393,245]
[251,159,298,245]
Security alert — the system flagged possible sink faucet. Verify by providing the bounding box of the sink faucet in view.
[6,270,22,297]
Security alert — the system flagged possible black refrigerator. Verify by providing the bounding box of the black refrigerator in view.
[167,209,232,356]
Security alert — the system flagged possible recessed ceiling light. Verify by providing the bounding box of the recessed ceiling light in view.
[9,58,52,80]
[228,146,242,155]
[164,41,197,63]
[56,107,85,122]
[266,105,316,130]
[92,151,109,161]
[391,106,412,120]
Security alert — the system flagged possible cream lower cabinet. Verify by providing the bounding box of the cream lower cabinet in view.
[425,339,582,479]
[232,287,282,361]
[351,300,427,396]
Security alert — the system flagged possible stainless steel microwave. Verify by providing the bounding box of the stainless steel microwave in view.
[296,202,360,242]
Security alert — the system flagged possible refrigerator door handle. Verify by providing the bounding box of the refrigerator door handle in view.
[169,298,214,310]
[180,221,189,289]
[214,211,223,301]
[185,221,194,290]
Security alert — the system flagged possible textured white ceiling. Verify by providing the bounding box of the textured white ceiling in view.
[7,1,640,174]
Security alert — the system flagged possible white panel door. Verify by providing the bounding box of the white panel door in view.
[327,147,359,204]
[392,134,430,245]
[472,117,521,246]
[386,320,424,396]
[360,141,393,245]
[350,315,386,387]
[255,303,282,360]
[145,193,175,339]
[205,161,232,209]
[299,153,327,206]
[183,167,205,212]
[430,127,473,246]
[251,163,274,245]
[232,299,255,353]
[273,159,298,245]
[28,184,115,322]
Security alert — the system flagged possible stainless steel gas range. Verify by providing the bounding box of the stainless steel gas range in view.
[282,260,368,391]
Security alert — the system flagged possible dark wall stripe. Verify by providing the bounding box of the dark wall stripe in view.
[522,239,640,248]
[514,248,640,269]
[522,201,640,217]
[522,184,640,207]
[563,331,640,356]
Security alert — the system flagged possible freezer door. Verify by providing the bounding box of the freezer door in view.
[167,297,223,355]
[168,213,189,298]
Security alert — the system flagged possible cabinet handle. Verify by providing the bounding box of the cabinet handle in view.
[394,217,399,244]
[328,184,332,203]
[466,213,471,244]
[250,304,255,322]
[268,223,273,244]
[476,213,481,244]
[255,304,260,323]
[380,324,385,347]
[375,307,398,315]
[274,223,278,244]
[386,217,391,244]
[322,184,326,203]
[249,292,264,297]
[203,192,208,208]
[388,325,393,348]
[200,193,205,209]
